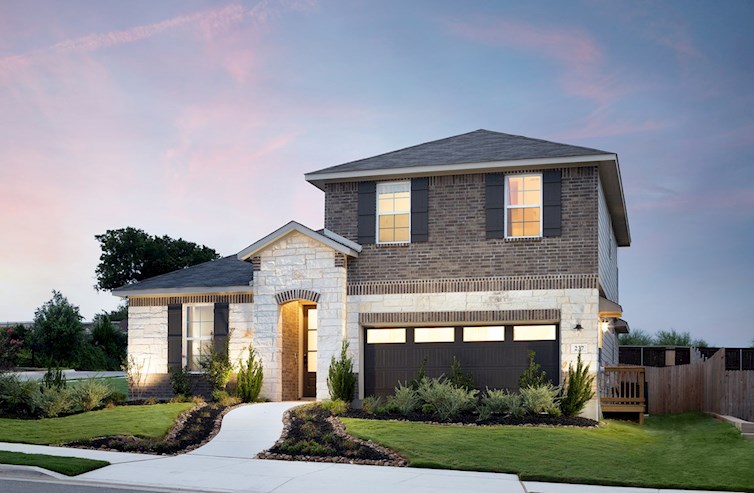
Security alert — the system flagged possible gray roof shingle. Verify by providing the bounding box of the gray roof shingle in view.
[112,255,252,293]
[307,129,611,175]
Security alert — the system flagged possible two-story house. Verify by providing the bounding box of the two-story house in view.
[114,129,631,419]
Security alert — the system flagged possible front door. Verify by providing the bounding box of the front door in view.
[303,306,317,397]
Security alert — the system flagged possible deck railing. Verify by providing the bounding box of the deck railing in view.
[600,366,646,423]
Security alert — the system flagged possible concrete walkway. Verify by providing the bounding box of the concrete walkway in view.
[12,370,125,381]
[0,402,742,493]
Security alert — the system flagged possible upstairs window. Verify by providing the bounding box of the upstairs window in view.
[377,181,410,243]
[505,174,542,238]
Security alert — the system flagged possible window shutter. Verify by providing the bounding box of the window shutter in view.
[213,303,230,354]
[485,173,505,239]
[167,304,182,370]
[357,182,376,244]
[411,178,429,242]
[542,169,562,237]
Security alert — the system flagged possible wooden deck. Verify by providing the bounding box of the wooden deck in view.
[600,366,646,424]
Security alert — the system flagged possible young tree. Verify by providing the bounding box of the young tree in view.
[31,291,85,367]
[94,227,219,291]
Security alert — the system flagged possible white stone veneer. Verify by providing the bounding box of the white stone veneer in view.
[127,305,168,375]
[252,231,347,401]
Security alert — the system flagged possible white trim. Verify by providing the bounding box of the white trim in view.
[236,221,360,260]
[113,285,254,298]
[321,228,363,253]
[376,181,411,245]
[305,154,616,186]
[504,173,543,239]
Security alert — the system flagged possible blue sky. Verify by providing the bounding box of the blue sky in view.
[1,0,752,346]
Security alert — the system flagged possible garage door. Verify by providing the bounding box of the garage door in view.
[363,324,559,397]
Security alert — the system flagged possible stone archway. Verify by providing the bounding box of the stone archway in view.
[275,289,320,305]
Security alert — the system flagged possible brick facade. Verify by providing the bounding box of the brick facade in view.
[325,166,599,282]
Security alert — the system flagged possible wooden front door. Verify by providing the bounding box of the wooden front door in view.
[303,305,317,397]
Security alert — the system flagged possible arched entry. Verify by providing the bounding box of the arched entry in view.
[277,290,320,400]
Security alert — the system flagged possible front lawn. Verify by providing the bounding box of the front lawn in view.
[0,403,194,444]
[0,451,109,476]
[343,412,754,492]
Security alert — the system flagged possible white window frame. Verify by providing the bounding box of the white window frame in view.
[183,303,214,372]
[376,181,411,244]
[504,173,543,239]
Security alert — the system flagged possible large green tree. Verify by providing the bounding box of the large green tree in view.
[94,227,219,290]
[31,291,85,366]
[619,328,708,347]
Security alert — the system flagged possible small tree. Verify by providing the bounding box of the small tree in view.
[199,337,234,394]
[32,291,85,367]
[519,350,547,389]
[236,345,264,403]
[559,352,595,417]
[122,355,148,400]
[327,339,356,402]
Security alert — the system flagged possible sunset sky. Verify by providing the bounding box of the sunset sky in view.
[1,0,752,346]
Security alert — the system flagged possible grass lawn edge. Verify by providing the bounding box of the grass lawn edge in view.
[0,450,109,476]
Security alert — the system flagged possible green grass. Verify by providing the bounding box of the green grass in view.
[0,451,109,476]
[0,403,194,444]
[67,376,128,396]
[343,412,754,492]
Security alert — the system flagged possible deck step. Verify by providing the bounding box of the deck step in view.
[741,422,754,433]
[742,433,754,440]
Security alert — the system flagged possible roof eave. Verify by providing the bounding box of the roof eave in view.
[113,285,255,298]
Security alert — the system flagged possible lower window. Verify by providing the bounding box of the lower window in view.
[184,304,214,371]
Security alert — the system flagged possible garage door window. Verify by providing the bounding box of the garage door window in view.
[513,325,557,341]
[463,326,505,342]
[414,327,455,343]
[367,328,406,344]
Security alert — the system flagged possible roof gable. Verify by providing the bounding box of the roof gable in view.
[236,221,361,260]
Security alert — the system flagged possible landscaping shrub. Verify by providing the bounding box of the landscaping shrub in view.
[35,386,75,417]
[409,355,428,389]
[449,356,474,391]
[236,345,263,403]
[389,381,420,416]
[361,395,383,415]
[43,367,66,390]
[521,383,561,415]
[169,366,192,397]
[122,355,148,400]
[211,390,230,403]
[478,388,524,419]
[320,399,349,416]
[74,378,112,411]
[106,391,127,404]
[417,377,478,421]
[199,338,234,393]
[0,373,41,417]
[327,339,356,402]
[519,350,548,389]
[559,352,595,417]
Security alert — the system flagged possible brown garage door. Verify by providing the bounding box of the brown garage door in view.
[363,324,559,397]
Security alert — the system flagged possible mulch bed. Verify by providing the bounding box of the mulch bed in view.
[344,409,598,427]
[65,402,239,455]
[259,404,407,466]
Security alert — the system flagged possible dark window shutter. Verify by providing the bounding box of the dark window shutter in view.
[542,169,562,237]
[411,178,429,242]
[167,304,182,370]
[357,182,376,244]
[485,173,505,239]
[213,303,229,354]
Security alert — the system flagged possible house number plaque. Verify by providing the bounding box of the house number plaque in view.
[571,343,588,353]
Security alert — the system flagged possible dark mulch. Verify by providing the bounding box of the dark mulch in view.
[260,404,407,466]
[65,402,234,454]
[345,409,598,427]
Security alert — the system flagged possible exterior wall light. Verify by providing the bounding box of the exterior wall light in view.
[574,323,583,331]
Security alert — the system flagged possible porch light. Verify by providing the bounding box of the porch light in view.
[600,319,610,332]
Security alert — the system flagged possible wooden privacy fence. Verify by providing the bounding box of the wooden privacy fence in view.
[644,350,754,421]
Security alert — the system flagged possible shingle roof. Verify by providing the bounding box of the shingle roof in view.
[112,255,252,294]
[307,129,611,175]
